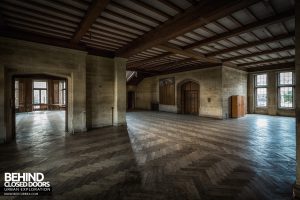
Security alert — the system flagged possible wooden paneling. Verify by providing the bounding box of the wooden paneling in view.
[231,95,245,118]
[159,77,175,105]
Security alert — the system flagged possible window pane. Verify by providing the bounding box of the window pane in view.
[279,72,293,85]
[256,88,267,107]
[63,90,66,105]
[15,81,19,108]
[59,81,66,105]
[33,81,47,89]
[256,74,267,86]
[280,87,293,108]
[33,90,40,104]
[41,90,47,104]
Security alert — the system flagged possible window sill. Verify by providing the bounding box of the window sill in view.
[278,108,295,110]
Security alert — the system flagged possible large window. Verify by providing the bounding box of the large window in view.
[59,81,66,105]
[15,80,19,109]
[33,81,48,110]
[255,74,267,107]
[278,72,294,108]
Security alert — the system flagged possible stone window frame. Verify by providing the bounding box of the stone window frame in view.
[254,73,268,108]
[277,71,295,109]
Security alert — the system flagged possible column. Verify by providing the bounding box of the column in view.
[0,66,5,143]
[113,57,127,126]
[294,1,300,198]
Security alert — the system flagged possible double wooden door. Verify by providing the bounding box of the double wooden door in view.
[182,81,199,115]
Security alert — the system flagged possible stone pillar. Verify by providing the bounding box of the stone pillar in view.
[0,66,5,143]
[268,71,277,115]
[247,74,254,114]
[113,57,127,126]
[71,61,87,132]
[294,1,300,198]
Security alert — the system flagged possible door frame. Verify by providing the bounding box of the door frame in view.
[12,74,69,139]
[177,79,200,115]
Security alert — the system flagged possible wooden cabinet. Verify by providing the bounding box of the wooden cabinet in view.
[231,95,245,118]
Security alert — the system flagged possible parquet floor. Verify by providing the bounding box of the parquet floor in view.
[0,111,295,200]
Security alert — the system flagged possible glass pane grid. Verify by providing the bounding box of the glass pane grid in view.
[256,88,267,107]
[256,74,267,86]
[279,87,293,108]
[33,81,47,89]
[279,72,293,85]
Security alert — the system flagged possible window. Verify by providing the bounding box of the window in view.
[278,72,294,108]
[15,80,19,109]
[255,74,267,107]
[59,81,66,105]
[33,81,48,110]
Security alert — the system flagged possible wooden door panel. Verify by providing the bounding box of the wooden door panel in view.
[181,81,199,115]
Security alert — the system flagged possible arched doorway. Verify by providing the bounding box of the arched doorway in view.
[181,81,199,115]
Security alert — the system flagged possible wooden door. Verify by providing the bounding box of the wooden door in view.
[182,81,199,115]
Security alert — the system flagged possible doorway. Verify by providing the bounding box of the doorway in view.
[181,81,199,115]
[13,75,68,141]
[127,91,135,110]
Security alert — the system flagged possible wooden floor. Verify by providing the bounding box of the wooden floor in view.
[0,111,295,200]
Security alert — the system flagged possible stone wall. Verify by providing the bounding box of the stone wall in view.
[135,66,225,119]
[222,66,247,118]
[135,76,158,110]
[0,37,126,143]
[133,66,248,119]
[86,55,114,128]
[248,70,295,117]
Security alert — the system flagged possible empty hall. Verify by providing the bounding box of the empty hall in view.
[0,0,299,199]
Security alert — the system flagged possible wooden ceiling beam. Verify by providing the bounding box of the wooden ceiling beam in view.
[158,63,220,75]
[6,18,73,37]
[0,2,78,27]
[89,27,133,41]
[104,10,153,30]
[157,43,221,63]
[130,0,171,19]
[8,23,72,39]
[247,61,295,72]
[23,0,81,22]
[185,10,294,50]
[71,0,110,44]
[83,34,127,45]
[157,0,183,13]
[146,58,195,71]
[0,27,115,57]
[110,2,161,25]
[223,45,295,62]
[171,61,215,72]
[128,52,172,69]
[116,0,261,57]
[99,15,147,32]
[96,17,145,33]
[160,60,201,71]
[206,32,295,57]
[238,56,294,67]
[3,13,75,33]
[185,0,198,5]
[93,22,140,38]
